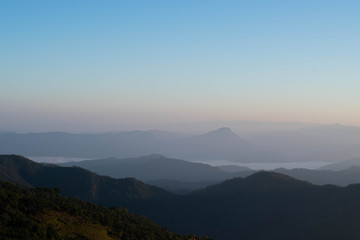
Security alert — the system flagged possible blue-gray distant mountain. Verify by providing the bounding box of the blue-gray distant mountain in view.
[319,157,360,171]
[60,154,253,193]
[2,123,360,164]
[167,127,289,162]
[167,120,320,134]
[61,154,360,190]
[0,127,292,162]
[60,154,252,182]
[0,130,185,159]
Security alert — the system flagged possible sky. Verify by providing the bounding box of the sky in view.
[1,0,360,132]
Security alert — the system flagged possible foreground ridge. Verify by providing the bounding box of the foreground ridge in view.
[0,180,211,240]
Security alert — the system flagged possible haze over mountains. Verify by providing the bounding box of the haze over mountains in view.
[2,122,360,237]
[60,155,251,182]
[0,127,289,163]
[245,123,360,162]
[1,122,360,165]
[320,157,360,171]
[60,154,360,193]
[3,155,360,240]
[60,154,253,193]
[3,0,360,239]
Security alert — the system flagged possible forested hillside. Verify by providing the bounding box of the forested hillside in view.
[3,155,360,240]
[0,180,209,240]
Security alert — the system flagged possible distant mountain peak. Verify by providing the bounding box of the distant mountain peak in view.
[204,127,238,139]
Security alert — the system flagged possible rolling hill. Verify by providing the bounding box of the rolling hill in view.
[60,154,251,181]
[0,180,209,240]
[3,155,360,240]
[0,155,174,207]
[59,154,254,193]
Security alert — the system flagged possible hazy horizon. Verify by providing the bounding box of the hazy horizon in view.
[2,2,360,238]
[1,1,360,133]
[0,119,352,134]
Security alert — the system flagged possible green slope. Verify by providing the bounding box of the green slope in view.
[4,155,360,240]
[0,180,210,240]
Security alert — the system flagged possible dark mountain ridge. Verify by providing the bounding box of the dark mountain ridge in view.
[3,155,360,240]
[0,180,209,240]
[0,154,174,207]
[60,154,250,182]
[62,154,360,192]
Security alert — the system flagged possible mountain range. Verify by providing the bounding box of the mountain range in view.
[0,155,173,207]
[59,154,253,193]
[3,155,360,240]
[2,124,360,164]
[0,127,292,163]
[60,154,251,179]
[60,154,360,192]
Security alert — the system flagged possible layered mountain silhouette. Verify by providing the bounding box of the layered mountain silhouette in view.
[0,155,173,207]
[3,155,360,240]
[0,127,291,162]
[2,124,360,163]
[60,154,251,181]
[60,154,360,191]
[60,154,253,193]
[151,172,360,240]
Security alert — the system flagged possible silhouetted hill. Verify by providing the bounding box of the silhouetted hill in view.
[0,180,209,240]
[60,155,254,193]
[0,154,45,186]
[190,172,311,196]
[0,155,174,207]
[60,154,250,182]
[162,173,360,240]
[4,155,360,240]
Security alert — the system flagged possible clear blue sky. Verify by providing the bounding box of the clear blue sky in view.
[1,0,360,132]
